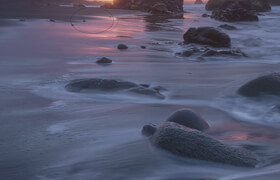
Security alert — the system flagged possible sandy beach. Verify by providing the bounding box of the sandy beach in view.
[1,1,280,180]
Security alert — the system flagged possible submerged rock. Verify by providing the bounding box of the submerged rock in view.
[238,73,280,97]
[183,27,231,48]
[212,8,259,22]
[96,57,113,64]
[117,44,128,50]
[65,79,137,92]
[143,122,258,167]
[177,46,247,58]
[219,24,238,30]
[65,79,166,99]
[206,0,271,12]
[202,48,247,57]
[129,86,165,99]
[167,109,210,130]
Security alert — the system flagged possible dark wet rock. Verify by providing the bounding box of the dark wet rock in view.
[142,124,157,136]
[206,0,271,12]
[129,86,165,99]
[96,57,113,64]
[238,73,280,97]
[202,48,247,57]
[144,122,258,167]
[117,44,128,50]
[177,46,247,58]
[112,0,184,17]
[183,27,231,48]
[202,13,210,17]
[49,19,55,22]
[65,79,137,92]
[65,79,166,99]
[212,8,259,22]
[141,45,146,49]
[195,0,204,4]
[219,24,237,30]
[167,109,210,130]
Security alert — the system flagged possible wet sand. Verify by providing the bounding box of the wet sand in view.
[1,2,280,180]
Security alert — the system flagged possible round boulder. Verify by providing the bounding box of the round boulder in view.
[167,109,210,130]
[96,57,113,64]
[238,73,280,97]
[148,122,258,167]
[183,27,231,48]
[117,44,128,50]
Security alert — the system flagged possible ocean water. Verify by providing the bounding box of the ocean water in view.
[1,3,280,180]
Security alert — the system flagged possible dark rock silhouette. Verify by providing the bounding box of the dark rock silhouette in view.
[238,73,280,97]
[183,27,231,48]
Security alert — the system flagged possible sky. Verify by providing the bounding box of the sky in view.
[86,0,199,2]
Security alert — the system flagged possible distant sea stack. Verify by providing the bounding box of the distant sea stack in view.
[206,0,271,12]
[268,0,280,5]
[111,0,184,18]
[194,0,203,4]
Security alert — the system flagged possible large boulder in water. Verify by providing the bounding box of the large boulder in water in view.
[112,0,184,17]
[142,122,258,167]
[238,73,280,97]
[183,27,231,48]
[65,79,165,99]
[206,0,271,12]
[167,109,210,131]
